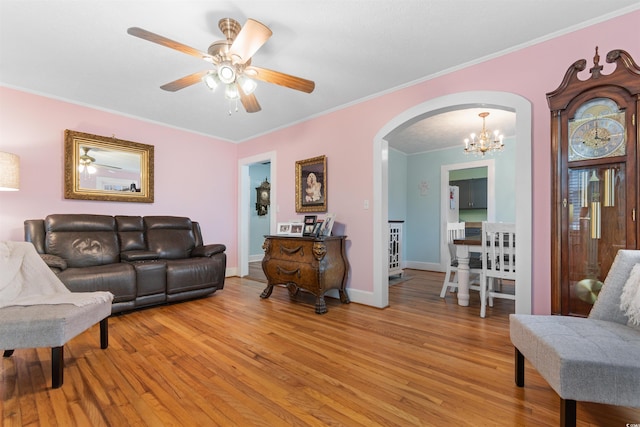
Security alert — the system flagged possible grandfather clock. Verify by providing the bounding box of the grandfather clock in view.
[547,47,640,316]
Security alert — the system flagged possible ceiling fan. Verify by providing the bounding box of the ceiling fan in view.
[127,18,315,113]
[78,147,121,173]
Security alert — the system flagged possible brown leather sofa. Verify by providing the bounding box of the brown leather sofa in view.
[24,214,226,314]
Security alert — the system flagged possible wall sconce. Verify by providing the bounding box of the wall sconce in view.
[0,151,20,191]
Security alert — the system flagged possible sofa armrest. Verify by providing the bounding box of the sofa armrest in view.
[40,254,68,271]
[120,250,160,262]
[191,244,226,258]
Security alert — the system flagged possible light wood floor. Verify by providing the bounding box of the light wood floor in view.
[2,270,639,426]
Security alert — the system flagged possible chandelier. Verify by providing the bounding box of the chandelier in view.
[463,112,504,156]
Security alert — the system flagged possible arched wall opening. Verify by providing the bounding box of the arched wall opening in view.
[372,91,532,313]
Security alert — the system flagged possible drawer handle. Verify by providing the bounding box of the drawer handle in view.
[277,266,301,278]
[280,245,304,257]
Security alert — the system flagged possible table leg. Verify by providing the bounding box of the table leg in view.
[456,244,470,306]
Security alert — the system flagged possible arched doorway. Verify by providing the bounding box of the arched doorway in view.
[372,91,532,313]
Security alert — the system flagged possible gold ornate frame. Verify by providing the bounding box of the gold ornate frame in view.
[64,130,154,203]
[295,155,327,213]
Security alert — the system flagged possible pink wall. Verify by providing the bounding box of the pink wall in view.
[238,10,640,314]
[0,88,239,268]
[1,10,638,313]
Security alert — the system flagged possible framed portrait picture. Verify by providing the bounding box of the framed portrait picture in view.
[302,215,317,236]
[296,155,327,213]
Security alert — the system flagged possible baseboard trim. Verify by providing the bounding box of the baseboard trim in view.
[404,261,443,272]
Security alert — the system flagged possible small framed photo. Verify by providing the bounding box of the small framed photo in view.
[295,155,327,213]
[289,223,304,236]
[312,220,324,237]
[277,222,292,235]
[302,215,317,236]
[321,213,336,236]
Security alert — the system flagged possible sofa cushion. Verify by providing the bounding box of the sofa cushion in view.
[510,314,640,407]
[165,257,224,294]
[116,215,146,251]
[144,216,196,259]
[45,214,119,268]
[57,263,136,303]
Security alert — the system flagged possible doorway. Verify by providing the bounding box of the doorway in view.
[373,91,532,314]
[440,160,495,272]
[238,151,277,278]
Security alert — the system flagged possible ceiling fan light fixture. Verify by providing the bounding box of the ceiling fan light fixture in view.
[78,163,96,175]
[203,71,220,91]
[224,83,239,100]
[127,17,315,114]
[237,75,257,95]
[218,62,236,84]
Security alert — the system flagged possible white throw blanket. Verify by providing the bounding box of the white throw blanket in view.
[0,241,113,308]
[620,263,640,326]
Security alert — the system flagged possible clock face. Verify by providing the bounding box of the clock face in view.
[569,98,626,161]
[261,190,269,201]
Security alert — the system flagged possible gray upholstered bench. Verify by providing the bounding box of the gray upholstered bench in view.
[0,301,112,388]
[510,250,640,427]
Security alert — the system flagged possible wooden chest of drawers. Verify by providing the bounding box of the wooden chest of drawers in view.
[260,235,350,314]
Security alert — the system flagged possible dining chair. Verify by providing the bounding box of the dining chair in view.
[439,222,482,298]
[479,221,516,318]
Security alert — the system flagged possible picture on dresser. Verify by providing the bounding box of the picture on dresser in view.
[302,215,317,236]
[321,213,336,236]
[312,220,324,237]
[295,155,327,213]
[277,222,292,235]
[290,223,304,236]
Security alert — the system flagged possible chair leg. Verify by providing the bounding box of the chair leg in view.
[3,349,15,357]
[560,398,576,427]
[480,274,487,318]
[440,267,457,298]
[100,317,109,349]
[488,278,495,307]
[515,348,524,387]
[51,346,63,389]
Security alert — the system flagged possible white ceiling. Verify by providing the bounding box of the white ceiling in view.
[1,1,639,152]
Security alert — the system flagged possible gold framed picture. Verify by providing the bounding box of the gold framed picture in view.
[295,155,327,212]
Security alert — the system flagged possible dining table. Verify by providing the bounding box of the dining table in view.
[452,235,482,306]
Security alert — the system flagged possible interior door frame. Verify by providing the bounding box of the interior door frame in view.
[440,160,495,272]
[238,151,276,277]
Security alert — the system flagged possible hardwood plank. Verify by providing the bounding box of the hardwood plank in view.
[2,269,639,426]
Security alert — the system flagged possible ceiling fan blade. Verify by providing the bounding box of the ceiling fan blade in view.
[127,27,215,63]
[95,163,122,170]
[160,71,210,92]
[245,66,315,93]
[229,19,272,64]
[238,86,262,113]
